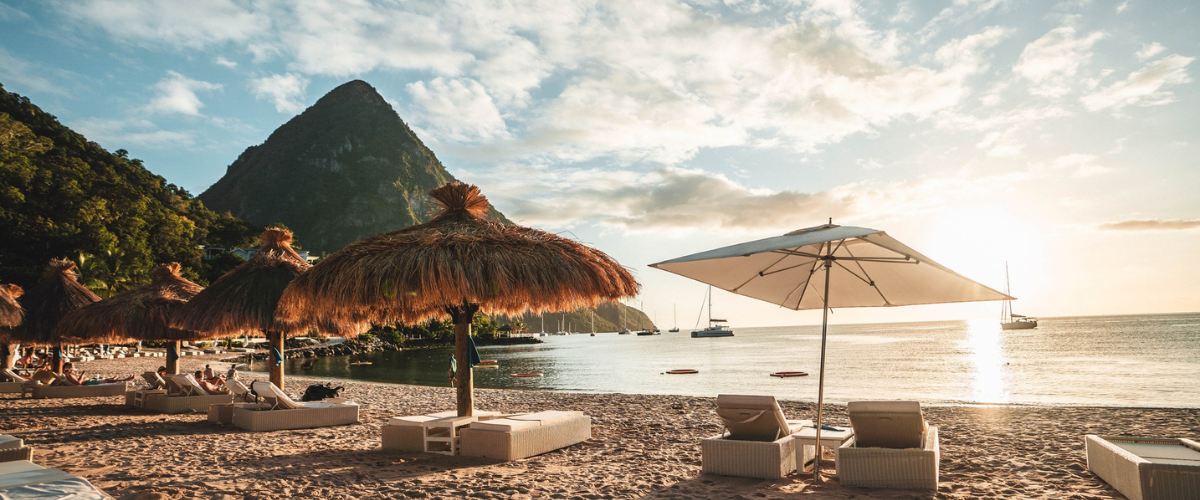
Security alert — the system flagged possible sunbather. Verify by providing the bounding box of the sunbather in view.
[61,363,134,385]
[192,370,228,395]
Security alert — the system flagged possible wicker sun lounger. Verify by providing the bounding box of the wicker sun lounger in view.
[382,411,472,452]
[459,410,591,461]
[137,374,231,414]
[0,435,32,463]
[700,394,813,479]
[0,460,110,499]
[837,400,939,490]
[30,374,132,399]
[1085,435,1200,500]
[231,381,359,432]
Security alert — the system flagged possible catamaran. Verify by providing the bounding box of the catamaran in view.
[692,286,734,338]
[1001,262,1037,330]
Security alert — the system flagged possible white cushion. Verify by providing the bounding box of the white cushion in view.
[0,435,22,450]
[847,400,921,414]
[469,418,542,432]
[389,415,438,426]
[509,410,584,426]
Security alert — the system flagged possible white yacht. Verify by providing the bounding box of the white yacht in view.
[692,286,734,338]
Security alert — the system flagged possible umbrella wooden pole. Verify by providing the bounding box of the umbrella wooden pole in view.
[269,330,285,390]
[813,260,832,482]
[166,341,181,374]
[52,343,65,374]
[451,304,480,417]
[0,344,13,369]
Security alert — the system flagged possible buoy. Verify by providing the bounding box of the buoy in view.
[666,369,699,375]
[472,364,498,369]
[770,371,808,378]
[510,372,544,378]
[479,359,498,364]
[350,361,372,366]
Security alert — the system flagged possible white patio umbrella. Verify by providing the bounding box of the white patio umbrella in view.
[650,222,1011,480]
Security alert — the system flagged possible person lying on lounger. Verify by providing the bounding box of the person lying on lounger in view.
[61,363,134,385]
[193,370,229,395]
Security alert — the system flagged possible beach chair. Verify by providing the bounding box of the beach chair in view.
[837,401,939,490]
[0,435,32,463]
[0,370,27,395]
[1085,435,1200,500]
[141,372,167,390]
[230,381,359,432]
[140,374,230,414]
[459,410,591,460]
[30,373,130,399]
[225,378,253,402]
[0,460,109,500]
[698,394,813,479]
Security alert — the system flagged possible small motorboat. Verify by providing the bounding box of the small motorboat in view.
[770,371,809,378]
[479,359,498,364]
[510,372,544,378]
[350,361,372,366]
[666,369,699,375]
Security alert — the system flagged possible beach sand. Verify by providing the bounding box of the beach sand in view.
[3,354,1197,499]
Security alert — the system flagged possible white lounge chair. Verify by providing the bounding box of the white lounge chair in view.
[699,394,813,479]
[459,410,591,461]
[140,374,231,414]
[1086,435,1200,500]
[380,411,460,452]
[30,374,130,399]
[0,435,32,463]
[0,460,109,499]
[0,370,27,395]
[837,401,939,490]
[231,381,359,432]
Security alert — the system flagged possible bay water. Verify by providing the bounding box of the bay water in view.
[275,313,1200,408]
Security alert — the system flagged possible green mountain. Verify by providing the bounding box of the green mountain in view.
[0,82,255,289]
[200,80,505,255]
[502,302,656,333]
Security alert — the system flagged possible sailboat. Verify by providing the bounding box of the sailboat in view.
[669,304,679,332]
[692,286,734,338]
[1001,262,1037,330]
[618,302,630,334]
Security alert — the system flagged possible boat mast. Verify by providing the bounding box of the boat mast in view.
[708,285,713,326]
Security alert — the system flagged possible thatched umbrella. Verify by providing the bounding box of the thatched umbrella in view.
[277,182,640,416]
[171,228,312,389]
[57,262,202,374]
[11,259,101,373]
[0,283,24,369]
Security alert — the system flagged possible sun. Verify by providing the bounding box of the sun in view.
[921,207,1044,294]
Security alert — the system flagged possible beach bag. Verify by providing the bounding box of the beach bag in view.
[301,383,344,402]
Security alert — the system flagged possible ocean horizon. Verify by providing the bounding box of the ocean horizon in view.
[263,311,1200,409]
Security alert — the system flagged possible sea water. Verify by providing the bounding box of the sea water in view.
[279,313,1200,408]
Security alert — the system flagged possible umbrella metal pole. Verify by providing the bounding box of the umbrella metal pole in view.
[813,260,832,483]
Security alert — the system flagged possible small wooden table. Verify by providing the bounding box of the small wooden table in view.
[795,427,855,474]
[423,416,478,455]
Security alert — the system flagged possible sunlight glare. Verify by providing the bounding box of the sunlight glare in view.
[965,319,1009,404]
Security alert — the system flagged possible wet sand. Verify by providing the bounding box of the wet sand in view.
[3,354,1197,499]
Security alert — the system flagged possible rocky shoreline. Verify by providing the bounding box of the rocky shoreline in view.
[223,335,542,364]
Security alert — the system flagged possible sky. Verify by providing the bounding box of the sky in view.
[1,0,1197,328]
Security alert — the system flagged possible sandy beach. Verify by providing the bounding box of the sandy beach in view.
[3,354,1196,500]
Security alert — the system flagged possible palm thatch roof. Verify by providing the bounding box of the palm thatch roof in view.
[0,283,24,343]
[10,259,101,346]
[170,228,316,339]
[57,262,203,345]
[277,182,640,329]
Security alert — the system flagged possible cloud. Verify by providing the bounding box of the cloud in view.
[1098,219,1200,231]
[0,2,30,21]
[461,162,1031,235]
[144,71,222,116]
[56,0,268,48]
[406,77,509,142]
[250,73,309,114]
[0,47,69,96]
[1013,26,1105,97]
[50,0,1002,166]
[214,56,238,68]
[1136,42,1166,60]
[1046,153,1111,177]
[71,117,194,149]
[1081,55,1194,111]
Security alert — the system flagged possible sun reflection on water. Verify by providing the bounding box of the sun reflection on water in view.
[966,320,1009,403]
